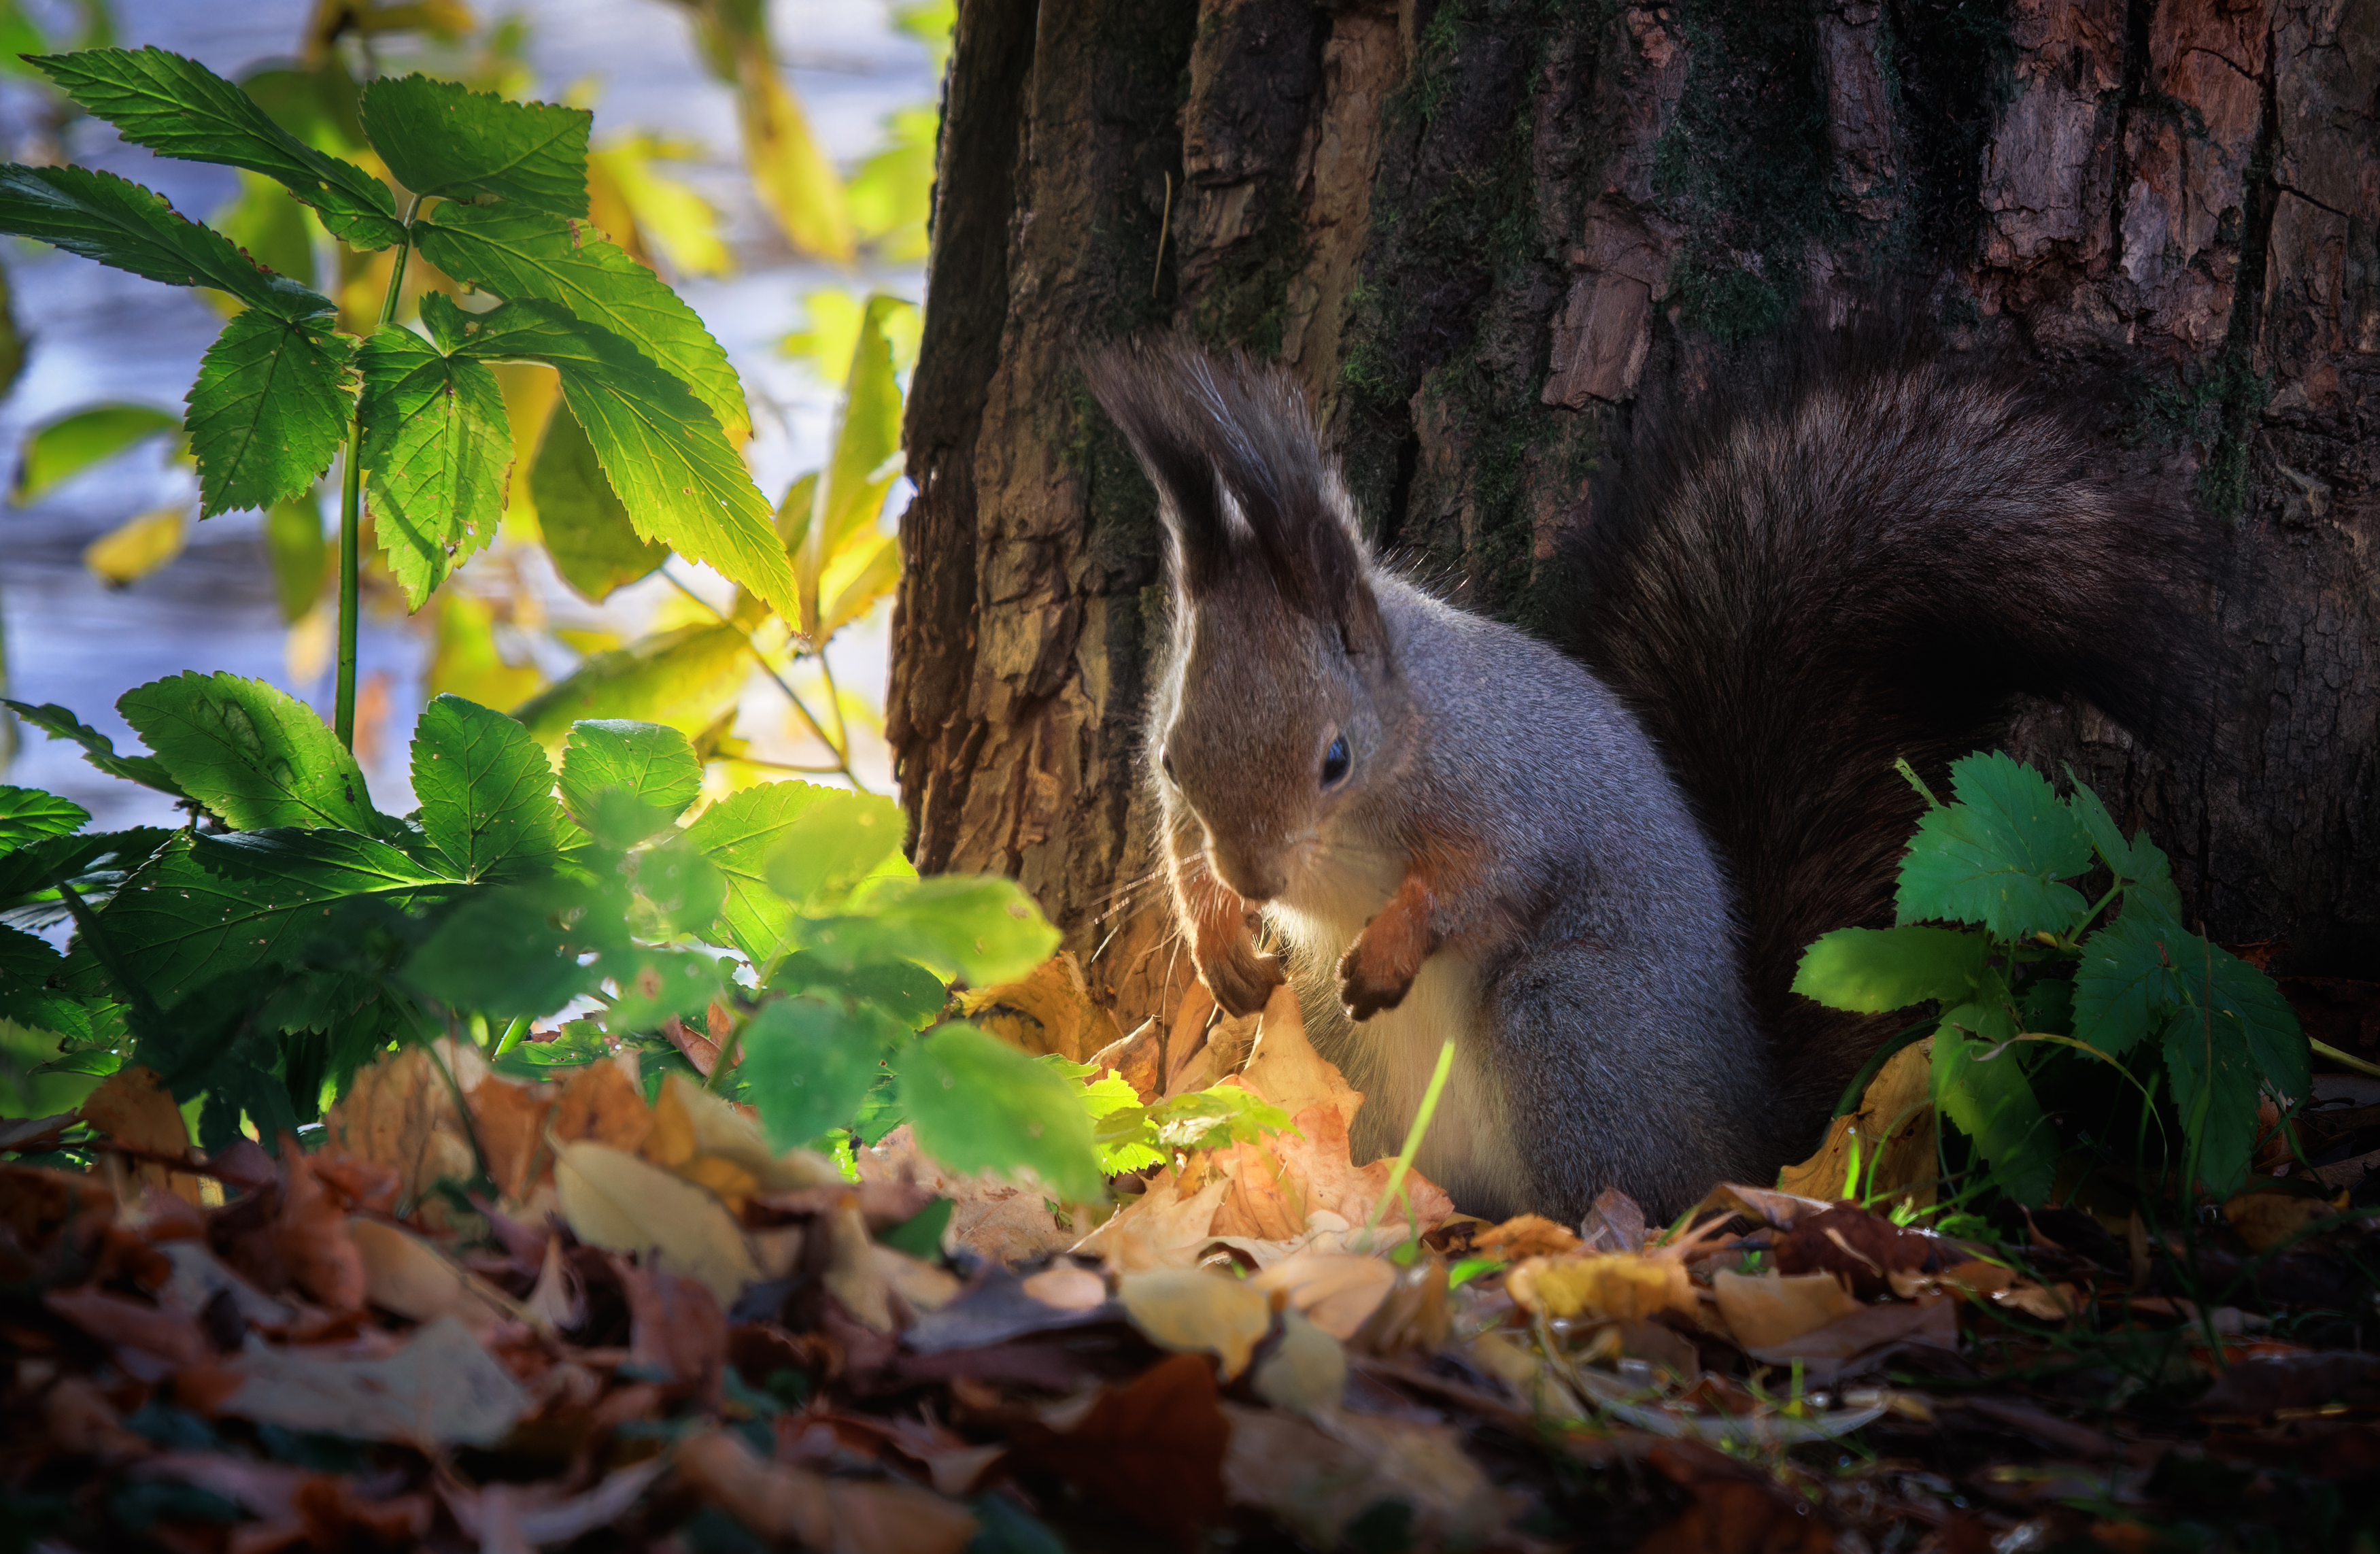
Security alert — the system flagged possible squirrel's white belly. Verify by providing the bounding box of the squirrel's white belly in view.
[1265,898,1525,1217]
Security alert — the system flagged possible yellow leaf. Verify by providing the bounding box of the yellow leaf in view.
[818,528,901,639]
[798,294,910,639]
[509,622,748,751]
[492,361,560,542]
[1248,1253,1397,1341]
[426,588,545,711]
[82,508,186,586]
[590,135,732,279]
[780,289,862,383]
[1506,1252,1696,1324]
[1117,1266,1273,1380]
[736,58,853,262]
[847,105,937,263]
[351,1217,518,1334]
[957,953,1125,1064]
[554,1139,761,1304]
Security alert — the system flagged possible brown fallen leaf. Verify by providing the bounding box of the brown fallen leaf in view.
[1221,1401,1510,1549]
[554,1139,760,1303]
[440,1459,669,1549]
[1637,1438,1839,1553]
[80,1065,203,1206]
[216,1315,531,1447]
[462,1071,554,1202]
[47,1285,214,1368]
[2224,1188,2357,1253]
[551,1057,655,1153]
[1738,1294,1958,1385]
[1010,1353,1229,1547]
[1118,1266,1274,1379]
[677,1428,977,1554]
[1236,983,1359,1128]
[1251,1308,1346,1413]
[276,1142,366,1313]
[1776,1037,1937,1212]
[1074,1164,1234,1271]
[1710,1269,1865,1351]
[1476,1212,1583,1261]
[619,1257,727,1405]
[1578,1186,1650,1253]
[0,1112,77,1153]
[1510,1251,1699,1325]
[321,1043,478,1208]
[1248,1252,1396,1340]
[351,1217,520,1334]
[1087,1017,1163,1101]
[1774,1201,1963,1300]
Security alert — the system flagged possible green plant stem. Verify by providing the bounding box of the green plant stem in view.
[2312,1036,2380,1081]
[1366,1036,1455,1242]
[334,199,420,749]
[815,645,856,761]
[492,1014,533,1057]
[704,1021,745,1092]
[660,571,869,792]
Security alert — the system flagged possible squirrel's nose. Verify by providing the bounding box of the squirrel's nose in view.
[1208,846,1285,906]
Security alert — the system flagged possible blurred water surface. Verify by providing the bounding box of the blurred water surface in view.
[0,0,932,828]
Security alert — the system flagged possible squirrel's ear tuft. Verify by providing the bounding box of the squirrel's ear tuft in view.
[1084,339,1380,652]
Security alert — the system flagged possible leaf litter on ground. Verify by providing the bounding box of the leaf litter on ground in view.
[5,983,2380,1550]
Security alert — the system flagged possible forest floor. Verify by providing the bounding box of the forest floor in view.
[5,983,2380,1553]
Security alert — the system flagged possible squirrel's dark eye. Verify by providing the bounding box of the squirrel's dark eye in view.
[1321,734,1350,787]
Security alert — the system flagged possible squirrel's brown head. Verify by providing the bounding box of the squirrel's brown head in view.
[1086,342,1401,907]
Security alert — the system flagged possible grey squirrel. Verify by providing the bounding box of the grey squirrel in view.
[1085,332,2209,1221]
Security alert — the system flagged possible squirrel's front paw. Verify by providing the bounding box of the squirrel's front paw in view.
[1200,934,1286,1017]
[1338,933,1420,1022]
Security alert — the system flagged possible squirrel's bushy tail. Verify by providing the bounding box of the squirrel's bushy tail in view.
[1557,328,2215,1119]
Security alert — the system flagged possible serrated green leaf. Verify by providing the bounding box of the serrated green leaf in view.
[409,694,571,881]
[0,924,101,1040]
[186,309,358,516]
[413,203,745,435]
[0,163,333,316]
[2194,937,2309,1104]
[2161,1004,2260,1198]
[774,952,948,1028]
[403,879,603,1018]
[1790,925,1989,1014]
[742,995,903,1150]
[681,779,833,966]
[1895,752,2093,939]
[0,828,172,923]
[558,719,702,847]
[894,1024,1102,1200]
[100,829,447,1007]
[531,396,666,603]
[761,790,904,909]
[358,73,589,216]
[0,786,90,853]
[118,671,373,832]
[510,622,748,750]
[264,496,326,622]
[804,875,1059,987]
[358,323,510,605]
[2071,902,2186,1058]
[432,295,788,617]
[1933,1000,2055,1205]
[0,700,182,796]
[29,47,402,248]
[12,403,180,505]
[2062,767,2183,920]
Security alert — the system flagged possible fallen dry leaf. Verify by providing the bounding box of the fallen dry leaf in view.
[80,1064,203,1205]
[2224,1189,2356,1253]
[1509,1251,1698,1325]
[677,1428,977,1554]
[958,949,1123,1062]
[462,1072,553,1202]
[351,1217,519,1334]
[1012,1352,1229,1546]
[1222,1400,1510,1549]
[46,1285,212,1368]
[554,1139,760,1304]
[322,1043,478,1208]
[275,1145,366,1313]
[1236,983,1359,1128]
[1777,1036,1937,1211]
[217,1315,530,1447]
[1476,1212,1582,1260]
[1711,1269,1865,1350]
[619,1258,727,1402]
[1118,1266,1274,1379]
[551,1057,654,1153]
[1251,1308,1346,1413]
[1738,1294,1958,1385]
[1248,1252,1397,1340]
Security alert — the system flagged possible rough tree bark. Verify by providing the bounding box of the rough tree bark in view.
[891,0,2380,1055]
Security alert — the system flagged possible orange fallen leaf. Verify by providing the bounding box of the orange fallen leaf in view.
[552,1058,655,1153]
[80,1065,202,1206]
[277,1145,365,1313]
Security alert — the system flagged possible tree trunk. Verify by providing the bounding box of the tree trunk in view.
[891,0,2380,1045]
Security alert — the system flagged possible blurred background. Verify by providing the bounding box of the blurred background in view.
[0,0,945,828]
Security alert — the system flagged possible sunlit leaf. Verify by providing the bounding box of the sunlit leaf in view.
[0,786,90,853]
[794,294,908,638]
[0,164,334,316]
[29,46,403,248]
[81,507,186,587]
[587,133,729,278]
[437,296,791,618]
[425,588,545,711]
[681,779,839,966]
[0,699,183,795]
[12,403,180,505]
[558,719,703,847]
[186,309,358,516]
[358,322,511,606]
[413,201,747,435]
[530,397,666,603]
[894,1024,1102,1201]
[1931,1000,2054,1206]
[803,875,1059,987]
[509,622,747,751]
[734,59,852,263]
[846,105,935,263]
[741,995,902,1150]
[410,694,572,881]
[209,170,318,309]
[1790,925,1988,1014]
[760,789,904,909]
[118,671,374,832]
[603,946,725,1034]
[358,73,590,216]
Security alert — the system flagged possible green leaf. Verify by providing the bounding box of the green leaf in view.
[2071,903,2186,1058]
[357,74,590,216]
[211,169,318,295]
[2195,937,2309,1104]
[1932,1000,2055,1205]
[12,403,180,505]
[263,496,326,622]
[894,1024,1102,1201]
[1895,752,2092,939]
[761,790,905,909]
[630,834,724,934]
[0,163,333,316]
[2063,768,2183,919]
[118,671,375,832]
[681,779,834,965]
[0,828,172,921]
[101,829,447,1007]
[558,720,703,847]
[413,203,746,435]
[186,309,359,516]
[409,694,571,881]
[604,947,726,1034]
[741,995,903,1150]
[2161,1004,2260,1199]
[0,923,89,1036]
[531,396,666,603]
[804,876,1060,987]
[433,296,789,617]
[1790,925,1989,1013]
[29,47,403,248]
[0,787,90,853]
[1,700,184,796]
[404,880,602,1018]
[792,294,909,638]
[510,622,749,751]
[775,952,948,1029]
[358,323,511,605]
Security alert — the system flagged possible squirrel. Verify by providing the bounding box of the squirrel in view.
[1084,329,2210,1221]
